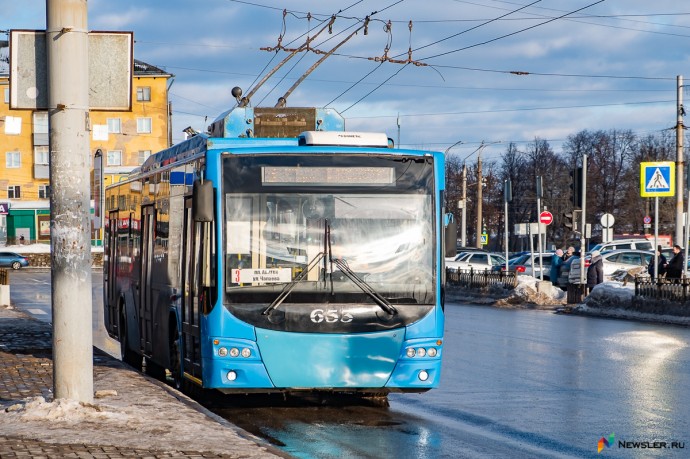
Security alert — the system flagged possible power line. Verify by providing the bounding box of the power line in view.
[418,0,605,61]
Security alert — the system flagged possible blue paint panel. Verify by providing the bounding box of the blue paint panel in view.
[256,330,404,388]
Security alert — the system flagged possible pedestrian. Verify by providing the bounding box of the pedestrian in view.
[586,250,604,293]
[550,249,564,286]
[647,246,667,280]
[665,244,684,280]
[562,246,575,263]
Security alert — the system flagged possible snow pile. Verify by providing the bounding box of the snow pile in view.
[574,281,690,325]
[5,396,129,424]
[447,274,567,308]
[495,275,566,307]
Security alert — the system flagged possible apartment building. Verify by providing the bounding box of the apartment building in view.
[0,51,172,245]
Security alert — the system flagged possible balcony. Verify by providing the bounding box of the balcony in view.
[34,164,49,179]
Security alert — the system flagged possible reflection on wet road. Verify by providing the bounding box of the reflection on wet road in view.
[216,304,690,458]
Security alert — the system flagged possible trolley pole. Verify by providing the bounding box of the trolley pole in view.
[47,0,94,403]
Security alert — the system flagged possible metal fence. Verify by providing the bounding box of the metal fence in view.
[635,276,690,303]
[446,268,518,289]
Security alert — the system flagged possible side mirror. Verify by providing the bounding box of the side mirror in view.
[444,220,457,258]
[193,180,214,222]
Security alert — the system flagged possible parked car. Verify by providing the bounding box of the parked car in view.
[446,251,505,272]
[568,249,653,284]
[0,251,29,270]
[589,238,653,254]
[494,252,556,280]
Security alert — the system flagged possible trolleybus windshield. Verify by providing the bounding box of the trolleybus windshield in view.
[223,154,436,309]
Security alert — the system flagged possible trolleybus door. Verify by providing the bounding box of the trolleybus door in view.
[139,205,155,354]
[181,198,202,379]
[105,210,119,333]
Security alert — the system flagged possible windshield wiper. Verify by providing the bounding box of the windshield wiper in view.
[262,251,325,315]
[332,258,398,316]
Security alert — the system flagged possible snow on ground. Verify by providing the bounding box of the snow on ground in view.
[4,243,103,253]
[0,361,278,457]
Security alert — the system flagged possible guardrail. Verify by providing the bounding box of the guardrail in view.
[635,276,690,303]
[446,267,518,289]
[0,268,7,286]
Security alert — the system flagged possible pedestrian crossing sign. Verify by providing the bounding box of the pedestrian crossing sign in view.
[640,161,675,197]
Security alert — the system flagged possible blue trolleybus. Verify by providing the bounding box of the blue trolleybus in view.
[103,108,446,396]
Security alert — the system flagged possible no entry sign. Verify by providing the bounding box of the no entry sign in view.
[539,211,553,225]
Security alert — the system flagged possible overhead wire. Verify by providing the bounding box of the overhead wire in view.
[418,0,605,61]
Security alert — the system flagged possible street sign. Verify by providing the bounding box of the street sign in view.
[643,215,651,224]
[480,233,488,245]
[600,213,615,228]
[539,211,553,225]
[640,161,675,197]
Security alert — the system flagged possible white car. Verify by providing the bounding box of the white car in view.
[569,249,653,284]
[446,251,506,272]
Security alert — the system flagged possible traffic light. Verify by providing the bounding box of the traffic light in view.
[569,167,584,208]
[563,212,574,229]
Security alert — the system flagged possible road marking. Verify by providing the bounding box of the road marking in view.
[27,308,48,315]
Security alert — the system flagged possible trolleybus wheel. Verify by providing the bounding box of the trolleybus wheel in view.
[144,357,166,380]
[119,310,142,370]
[169,328,183,391]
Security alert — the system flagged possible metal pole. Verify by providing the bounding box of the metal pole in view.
[676,75,685,247]
[461,164,467,248]
[579,155,588,286]
[655,196,659,279]
[476,152,483,249]
[504,179,511,272]
[47,0,93,403]
[685,164,690,278]
[536,176,543,280]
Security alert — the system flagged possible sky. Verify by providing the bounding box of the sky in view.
[1,0,690,164]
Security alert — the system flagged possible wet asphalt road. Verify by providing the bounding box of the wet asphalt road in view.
[9,271,690,458]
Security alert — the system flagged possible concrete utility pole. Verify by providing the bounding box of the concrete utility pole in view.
[676,75,685,247]
[47,0,93,403]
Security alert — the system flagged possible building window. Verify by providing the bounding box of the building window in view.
[106,150,122,166]
[33,112,49,134]
[6,151,21,168]
[136,86,151,102]
[8,186,21,199]
[39,185,51,199]
[138,150,151,165]
[107,118,121,134]
[34,146,50,165]
[137,117,152,134]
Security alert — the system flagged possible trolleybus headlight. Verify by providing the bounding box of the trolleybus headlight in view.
[427,347,438,357]
[418,370,429,381]
[227,370,237,381]
[218,347,228,357]
[406,347,416,358]
[241,348,251,358]
[229,348,240,358]
[417,348,427,357]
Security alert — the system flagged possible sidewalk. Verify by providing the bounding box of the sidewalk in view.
[0,305,287,459]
